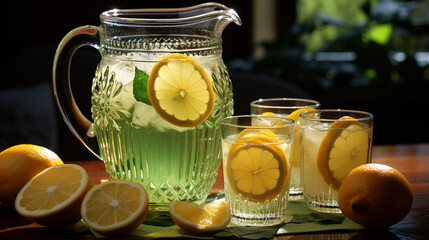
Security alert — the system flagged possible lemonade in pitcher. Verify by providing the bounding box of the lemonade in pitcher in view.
[91,54,233,208]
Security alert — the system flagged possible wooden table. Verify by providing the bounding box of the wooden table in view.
[1,144,428,239]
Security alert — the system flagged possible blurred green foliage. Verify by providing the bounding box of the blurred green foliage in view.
[228,0,429,93]
[297,0,369,52]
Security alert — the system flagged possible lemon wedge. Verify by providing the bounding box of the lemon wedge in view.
[169,200,231,234]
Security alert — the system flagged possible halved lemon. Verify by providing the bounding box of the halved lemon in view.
[147,54,215,128]
[169,200,231,234]
[227,134,288,202]
[15,164,92,227]
[317,116,371,189]
[81,180,149,236]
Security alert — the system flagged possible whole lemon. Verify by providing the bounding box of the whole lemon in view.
[0,144,64,206]
[338,163,413,228]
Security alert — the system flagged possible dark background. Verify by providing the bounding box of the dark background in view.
[2,0,428,161]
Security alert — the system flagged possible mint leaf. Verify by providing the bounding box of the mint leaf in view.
[133,67,151,105]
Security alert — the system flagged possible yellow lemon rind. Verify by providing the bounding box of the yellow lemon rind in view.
[0,144,64,206]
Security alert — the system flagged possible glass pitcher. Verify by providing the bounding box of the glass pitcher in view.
[53,3,241,211]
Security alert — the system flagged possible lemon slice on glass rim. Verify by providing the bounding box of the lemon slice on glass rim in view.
[147,54,215,128]
[317,116,370,189]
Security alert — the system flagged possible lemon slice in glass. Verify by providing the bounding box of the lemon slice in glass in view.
[261,112,276,116]
[147,54,215,128]
[286,108,316,167]
[227,134,288,202]
[286,108,317,121]
[317,116,370,189]
[261,108,316,168]
[236,128,278,142]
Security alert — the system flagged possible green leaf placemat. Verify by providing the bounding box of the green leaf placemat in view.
[277,200,365,235]
[92,195,365,239]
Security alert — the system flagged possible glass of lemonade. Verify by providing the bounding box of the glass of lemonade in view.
[250,98,320,200]
[52,3,241,213]
[221,115,295,226]
[299,110,373,213]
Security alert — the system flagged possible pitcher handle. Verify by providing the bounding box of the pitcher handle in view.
[52,25,101,160]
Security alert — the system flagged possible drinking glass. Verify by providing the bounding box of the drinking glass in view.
[299,110,373,213]
[250,98,320,200]
[221,115,295,226]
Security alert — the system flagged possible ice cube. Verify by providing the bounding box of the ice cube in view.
[113,61,135,85]
[311,122,331,131]
[252,116,276,127]
[132,102,155,128]
[132,102,187,132]
[111,80,135,113]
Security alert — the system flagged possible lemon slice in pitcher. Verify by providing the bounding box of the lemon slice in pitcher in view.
[317,116,370,189]
[147,54,215,127]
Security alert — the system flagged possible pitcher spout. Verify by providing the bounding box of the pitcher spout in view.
[206,3,242,37]
[101,2,241,38]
